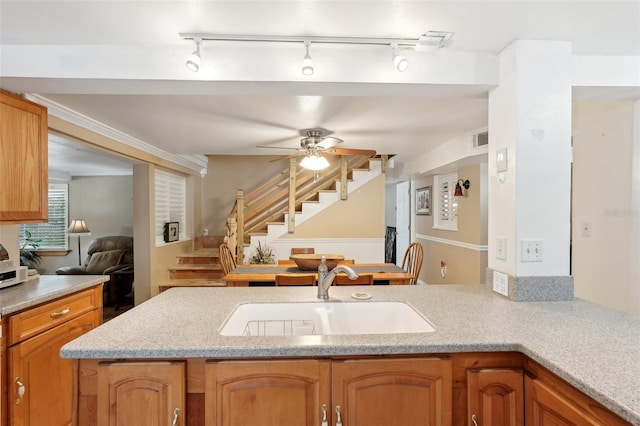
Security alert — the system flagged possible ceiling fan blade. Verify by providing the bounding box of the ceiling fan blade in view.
[257,145,300,151]
[317,136,343,149]
[329,148,377,157]
[268,152,305,162]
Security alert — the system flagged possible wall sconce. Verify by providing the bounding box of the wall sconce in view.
[454,179,470,197]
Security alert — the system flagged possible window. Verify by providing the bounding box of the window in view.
[155,169,187,245]
[433,172,458,231]
[19,184,69,250]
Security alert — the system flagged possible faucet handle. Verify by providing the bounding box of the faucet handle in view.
[318,256,328,273]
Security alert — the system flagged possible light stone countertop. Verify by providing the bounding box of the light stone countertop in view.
[61,284,640,424]
[0,275,109,316]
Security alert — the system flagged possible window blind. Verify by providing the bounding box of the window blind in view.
[155,169,187,244]
[19,184,69,250]
[433,173,458,231]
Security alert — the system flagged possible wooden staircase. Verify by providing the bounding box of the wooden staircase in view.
[160,237,228,291]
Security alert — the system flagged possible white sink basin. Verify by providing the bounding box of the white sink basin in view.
[219,301,435,336]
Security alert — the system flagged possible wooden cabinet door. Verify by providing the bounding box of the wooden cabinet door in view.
[467,368,523,426]
[0,90,48,223]
[98,361,185,426]
[8,310,99,426]
[524,374,629,426]
[332,357,452,426]
[205,359,331,426]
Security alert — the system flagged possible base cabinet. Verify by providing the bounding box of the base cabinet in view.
[205,357,452,426]
[98,361,185,426]
[77,353,632,426]
[524,373,630,426]
[5,286,102,426]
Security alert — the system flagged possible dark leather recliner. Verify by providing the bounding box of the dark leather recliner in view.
[56,236,134,309]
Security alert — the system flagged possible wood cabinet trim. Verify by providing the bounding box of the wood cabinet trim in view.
[8,287,101,345]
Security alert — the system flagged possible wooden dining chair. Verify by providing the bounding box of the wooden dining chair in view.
[401,242,423,285]
[334,273,373,285]
[275,274,316,286]
[219,243,236,276]
[291,248,315,254]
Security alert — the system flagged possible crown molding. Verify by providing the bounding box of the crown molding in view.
[25,94,208,174]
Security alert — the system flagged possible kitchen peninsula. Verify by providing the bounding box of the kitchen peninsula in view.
[62,285,640,425]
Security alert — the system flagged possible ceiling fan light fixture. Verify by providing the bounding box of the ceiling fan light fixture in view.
[186,38,202,72]
[300,153,329,170]
[301,41,314,76]
[391,43,409,72]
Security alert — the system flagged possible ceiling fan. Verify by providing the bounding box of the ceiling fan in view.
[258,129,376,170]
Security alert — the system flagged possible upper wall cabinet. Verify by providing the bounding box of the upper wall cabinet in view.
[0,90,48,223]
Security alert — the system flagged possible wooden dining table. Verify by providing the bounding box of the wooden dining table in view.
[223,263,413,286]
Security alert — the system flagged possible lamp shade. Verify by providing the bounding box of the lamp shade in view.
[67,219,91,235]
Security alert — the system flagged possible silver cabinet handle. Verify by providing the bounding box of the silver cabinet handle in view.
[471,414,478,426]
[14,378,25,405]
[172,408,180,426]
[321,403,328,426]
[50,307,70,318]
[335,405,342,426]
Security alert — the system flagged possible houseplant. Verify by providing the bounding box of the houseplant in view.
[248,241,275,264]
[20,230,42,270]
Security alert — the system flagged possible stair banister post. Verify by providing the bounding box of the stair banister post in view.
[340,156,348,200]
[236,189,245,264]
[288,158,297,233]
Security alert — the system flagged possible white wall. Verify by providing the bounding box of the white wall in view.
[572,100,637,315]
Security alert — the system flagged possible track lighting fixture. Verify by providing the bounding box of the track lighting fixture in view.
[391,43,409,72]
[185,37,202,72]
[301,41,314,76]
[179,31,453,73]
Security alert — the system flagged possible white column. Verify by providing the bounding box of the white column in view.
[631,100,640,316]
[487,40,573,300]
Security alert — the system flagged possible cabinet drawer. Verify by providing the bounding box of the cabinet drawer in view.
[8,286,101,345]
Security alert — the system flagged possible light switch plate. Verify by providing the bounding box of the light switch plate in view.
[496,237,507,261]
[496,147,508,173]
[521,239,543,262]
[493,271,509,297]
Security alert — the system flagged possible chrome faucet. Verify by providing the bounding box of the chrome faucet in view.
[317,256,358,299]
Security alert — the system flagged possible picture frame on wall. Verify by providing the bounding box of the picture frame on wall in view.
[164,221,179,242]
[416,186,431,215]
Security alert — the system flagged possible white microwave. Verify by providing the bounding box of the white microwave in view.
[0,265,28,289]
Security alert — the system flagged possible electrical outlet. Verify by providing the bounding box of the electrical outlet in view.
[582,223,591,237]
[496,237,507,261]
[202,228,209,236]
[493,271,509,297]
[521,240,543,262]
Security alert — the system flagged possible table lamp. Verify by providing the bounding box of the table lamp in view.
[67,219,91,265]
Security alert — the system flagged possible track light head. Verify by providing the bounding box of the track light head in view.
[391,43,409,72]
[301,41,314,76]
[186,38,202,72]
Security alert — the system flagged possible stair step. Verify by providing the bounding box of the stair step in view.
[177,248,220,264]
[169,264,224,280]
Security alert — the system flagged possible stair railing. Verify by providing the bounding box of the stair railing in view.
[226,155,374,264]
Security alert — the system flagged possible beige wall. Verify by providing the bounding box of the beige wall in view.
[280,174,385,239]
[572,100,636,314]
[414,164,488,284]
[202,155,286,236]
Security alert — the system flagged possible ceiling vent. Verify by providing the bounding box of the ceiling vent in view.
[472,131,489,148]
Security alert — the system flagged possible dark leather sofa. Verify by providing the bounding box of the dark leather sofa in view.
[56,235,134,309]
